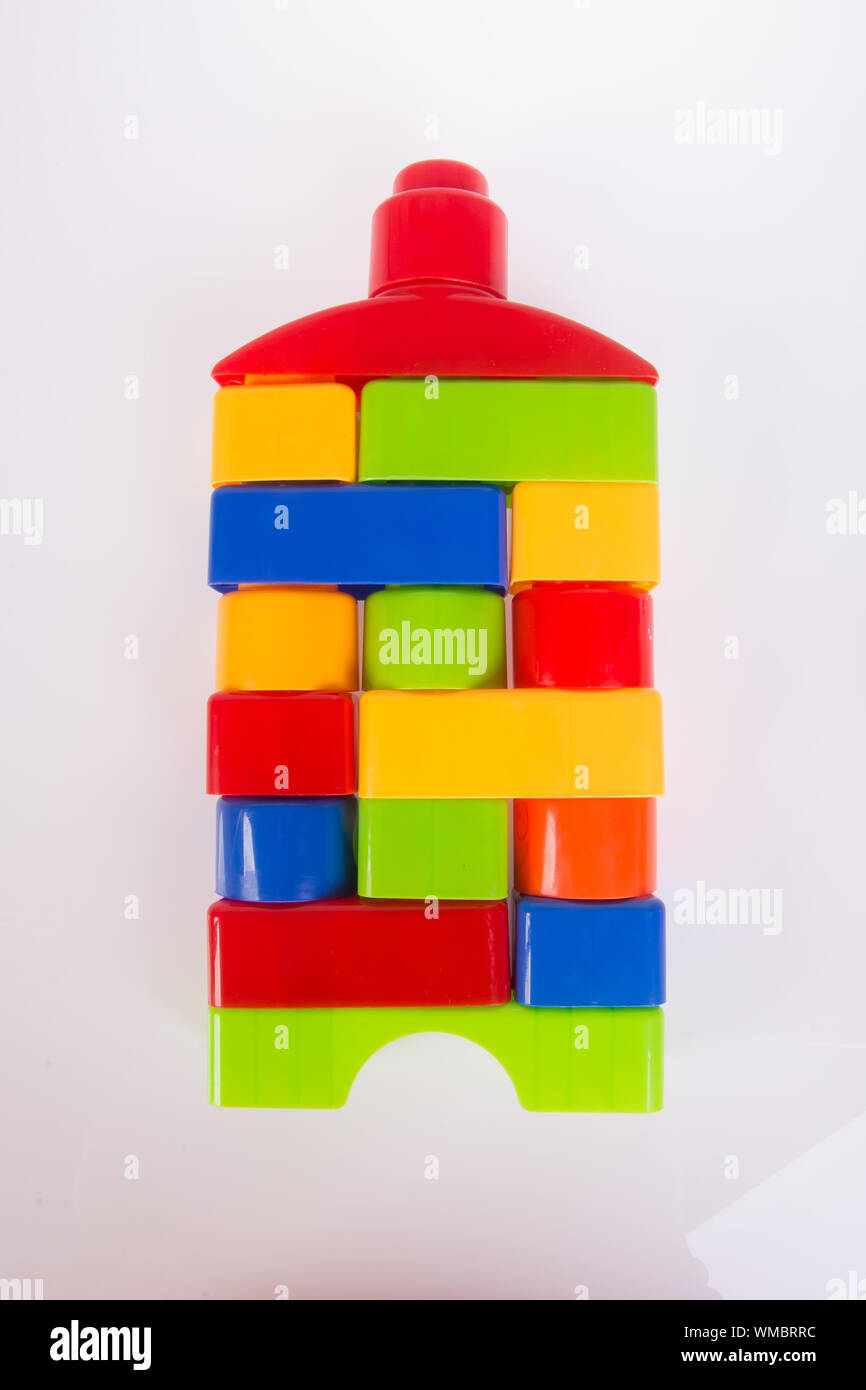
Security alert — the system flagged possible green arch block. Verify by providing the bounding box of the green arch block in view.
[359,379,658,487]
[209,1004,663,1113]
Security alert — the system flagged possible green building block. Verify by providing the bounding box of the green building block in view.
[209,1004,664,1113]
[359,379,658,487]
[363,586,506,690]
[357,798,508,900]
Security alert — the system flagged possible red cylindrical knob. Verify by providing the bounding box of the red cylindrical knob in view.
[369,160,507,298]
[393,160,489,196]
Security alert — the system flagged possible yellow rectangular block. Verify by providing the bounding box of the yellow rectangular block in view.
[216,586,358,692]
[510,481,660,590]
[211,383,357,485]
[358,689,663,798]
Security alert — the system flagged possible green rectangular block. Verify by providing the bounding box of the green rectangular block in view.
[209,1004,664,1113]
[359,379,658,487]
[358,798,508,899]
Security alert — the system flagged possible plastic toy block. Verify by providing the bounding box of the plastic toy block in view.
[363,587,506,690]
[211,383,357,486]
[359,379,657,487]
[510,481,660,590]
[208,484,507,594]
[206,161,665,1116]
[357,799,508,900]
[513,585,653,690]
[216,796,356,902]
[209,1003,664,1112]
[514,797,657,900]
[208,898,510,1007]
[515,896,665,1008]
[358,689,663,799]
[206,692,355,796]
[212,162,657,386]
[215,586,357,692]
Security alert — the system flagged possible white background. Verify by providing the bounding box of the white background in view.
[1,0,865,1299]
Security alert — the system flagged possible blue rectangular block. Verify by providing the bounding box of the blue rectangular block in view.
[515,895,665,1007]
[208,484,507,593]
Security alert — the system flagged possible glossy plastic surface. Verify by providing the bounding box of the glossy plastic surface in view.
[206,692,355,796]
[216,796,356,903]
[360,380,657,486]
[514,797,657,900]
[358,688,663,798]
[208,484,507,593]
[208,897,510,1007]
[515,895,665,1007]
[214,295,657,387]
[363,587,506,690]
[209,1003,664,1111]
[513,586,653,689]
[215,587,357,692]
[212,163,657,386]
[510,481,660,590]
[211,383,357,486]
[357,799,508,900]
[369,160,507,297]
[204,157,665,1116]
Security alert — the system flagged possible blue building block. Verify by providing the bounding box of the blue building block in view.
[216,796,356,903]
[515,895,665,1007]
[208,484,507,593]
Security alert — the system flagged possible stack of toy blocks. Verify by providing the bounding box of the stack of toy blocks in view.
[206,161,665,1112]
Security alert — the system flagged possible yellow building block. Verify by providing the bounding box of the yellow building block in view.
[216,586,358,692]
[211,384,357,485]
[359,689,663,798]
[510,481,660,590]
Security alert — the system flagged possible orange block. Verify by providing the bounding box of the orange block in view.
[211,383,357,485]
[215,586,358,692]
[514,797,657,900]
[510,481,660,590]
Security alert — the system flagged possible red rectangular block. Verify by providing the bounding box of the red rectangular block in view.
[207,691,355,796]
[208,898,510,1007]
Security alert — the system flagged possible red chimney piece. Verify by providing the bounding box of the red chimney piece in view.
[212,161,657,386]
[369,160,507,298]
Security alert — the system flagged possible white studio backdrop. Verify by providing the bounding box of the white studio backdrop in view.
[1,0,864,1299]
